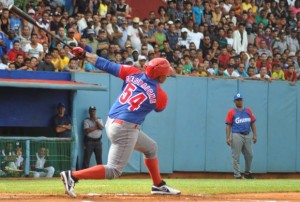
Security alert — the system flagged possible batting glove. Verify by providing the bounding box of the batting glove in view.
[71,47,86,59]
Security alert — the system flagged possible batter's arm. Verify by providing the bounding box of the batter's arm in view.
[251,122,257,144]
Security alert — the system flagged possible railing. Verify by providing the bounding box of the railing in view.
[0,137,72,177]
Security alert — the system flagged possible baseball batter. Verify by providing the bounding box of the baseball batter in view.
[225,93,257,179]
[60,47,181,197]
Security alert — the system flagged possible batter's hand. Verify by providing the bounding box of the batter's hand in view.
[71,47,86,59]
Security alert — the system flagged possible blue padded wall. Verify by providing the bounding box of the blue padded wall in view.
[173,77,207,171]
[267,82,297,172]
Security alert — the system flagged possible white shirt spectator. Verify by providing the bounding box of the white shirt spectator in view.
[1,0,14,8]
[127,25,143,51]
[233,29,248,54]
[24,43,43,59]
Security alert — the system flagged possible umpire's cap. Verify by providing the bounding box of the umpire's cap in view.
[89,106,96,112]
[234,93,243,100]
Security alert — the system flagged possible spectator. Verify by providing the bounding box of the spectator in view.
[10,11,22,36]
[0,8,10,36]
[13,54,27,71]
[18,25,31,51]
[247,66,256,78]
[257,40,272,57]
[0,54,8,70]
[24,33,44,61]
[63,58,83,72]
[233,22,248,54]
[82,106,104,169]
[287,28,300,53]
[7,40,25,63]
[66,26,79,46]
[86,29,98,54]
[271,63,285,80]
[253,66,272,81]
[192,0,204,26]
[127,17,143,51]
[235,63,249,77]
[273,30,288,54]
[115,0,131,22]
[157,6,169,24]
[177,28,191,49]
[3,29,17,53]
[32,146,55,178]
[167,0,177,22]
[224,64,240,77]
[37,53,55,71]
[53,102,72,138]
[58,48,70,72]
[285,64,298,85]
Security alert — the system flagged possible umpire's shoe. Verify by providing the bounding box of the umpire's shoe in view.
[244,172,255,179]
[151,180,181,195]
[60,170,78,197]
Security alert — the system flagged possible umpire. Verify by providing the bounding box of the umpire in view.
[225,93,257,179]
[82,106,104,169]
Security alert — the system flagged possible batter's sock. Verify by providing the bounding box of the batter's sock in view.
[144,158,162,186]
[72,165,105,180]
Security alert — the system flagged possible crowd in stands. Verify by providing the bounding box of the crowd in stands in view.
[0,0,299,84]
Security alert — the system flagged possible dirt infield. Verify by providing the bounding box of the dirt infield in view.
[0,192,299,202]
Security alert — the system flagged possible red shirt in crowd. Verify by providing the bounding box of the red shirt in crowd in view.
[7,49,25,63]
[284,70,297,82]
[218,53,231,67]
[256,60,272,71]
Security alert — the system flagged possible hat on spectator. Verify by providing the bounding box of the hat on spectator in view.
[45,6,51,11]
[133,17,140,23]
[28,9,35,14]
[175,18,181,23]
[132,49,139,54]
[138,55,147,61]
[98,29,105,33]
[292,28,298,32]
[228,64,235,68]
[181,27,189,33]
[54,12,61,16]
[167,21,174,25]
[68,28,75,33]
[69,42,77,47]
[148,50,155,54]
[234,93,243,100]
[143,33,149,38]
[160,51,167,57]
[125,57,133,64]
[89,106,96,111]
[121,18,127,24]
[87,29,94,34]
[289,52,296,56]
[246,23,252,29]
[279,30,286,35]
[57,102,65,108]
[167,0,176,3]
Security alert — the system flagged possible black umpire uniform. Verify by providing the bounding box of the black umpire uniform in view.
[82,106,104,169]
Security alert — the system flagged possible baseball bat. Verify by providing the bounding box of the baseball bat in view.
[8,4,73,49]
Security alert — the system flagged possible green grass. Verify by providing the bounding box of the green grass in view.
[0,179,299,195]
